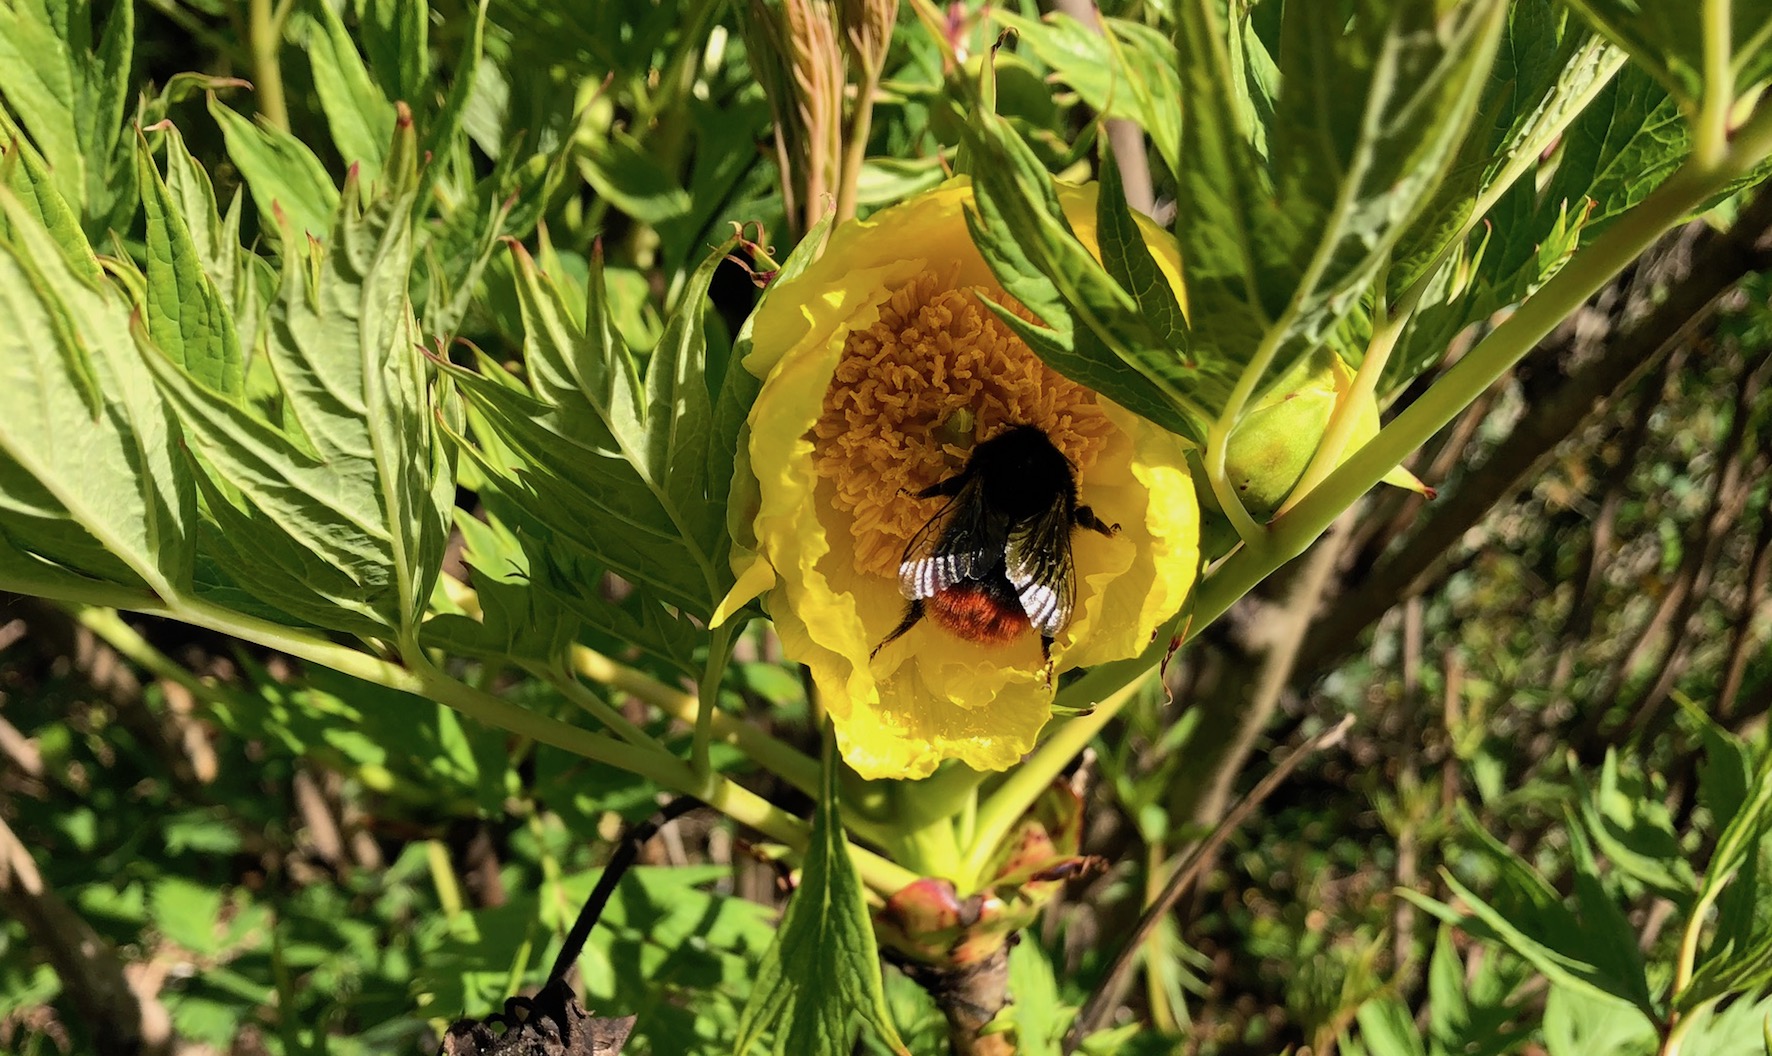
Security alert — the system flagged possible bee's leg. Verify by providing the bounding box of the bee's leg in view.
[1076,505,1120,537]
[914,472,969,500]
[870,600,925,660]
[1039,634,1057,685]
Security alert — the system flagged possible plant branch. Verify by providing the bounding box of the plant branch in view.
[245,0,289,132]
[0,812,174,1056]
[692,622,736,780]
[570,644,822,799]
[961,676,1152,888]
[1063,714,1356,1051]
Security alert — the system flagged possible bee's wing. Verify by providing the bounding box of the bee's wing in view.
[898,479,1001,600]
[1004,504,1077,638]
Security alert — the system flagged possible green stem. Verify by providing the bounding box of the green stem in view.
[1203,313,1296,544]
[571,644,821,800]
[962,676,1151,888]
[703,772,920,895]
[246,0,290,132]
[835,58,882,223]
[54,591,914,896]
[891,810,965,883]
[896,761,995,830]
[1696,0,1734,168]
[427,839,466,924]
[692,622,735,781]
[539,664,676,760]
[1660,995,1720,1056]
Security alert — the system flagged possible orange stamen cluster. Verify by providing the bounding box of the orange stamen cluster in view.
[810,269,1114,578]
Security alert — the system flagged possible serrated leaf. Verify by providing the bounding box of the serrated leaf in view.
[963,108,1202,438]
[642,237,725,557]
[1400,806,1657,1014]
[306,0,396,182]
[0,188,193,597]
[1562,1,1772,111]
[448,237,735,616]
[732,732,908,1056]
[208,96,340,242]
[1386,6,1625,302]
[137,130,243,396]
[142,173,451,639]
[151,121,238,300]
[0,126,99,282]
[1542,64,1688,232]
[1176,0,1505,400]
[447,367,710,613]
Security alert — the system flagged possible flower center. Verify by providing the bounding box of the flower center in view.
[811,269,1114,579]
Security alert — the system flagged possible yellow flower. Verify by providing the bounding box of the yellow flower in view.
[723,178,1200,780]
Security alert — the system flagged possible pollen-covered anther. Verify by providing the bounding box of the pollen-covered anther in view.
[809,269,1114,578]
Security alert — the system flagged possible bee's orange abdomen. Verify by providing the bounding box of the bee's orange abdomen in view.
[927,584,1030,645]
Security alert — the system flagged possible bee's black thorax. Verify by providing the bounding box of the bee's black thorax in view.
[959,425,1078,522]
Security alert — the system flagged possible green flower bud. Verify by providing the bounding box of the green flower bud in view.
[1219,349,1431,520]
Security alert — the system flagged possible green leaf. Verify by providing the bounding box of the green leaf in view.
[81,0,132,201]
[417,0,487,203]
[1700,745,1772,913]
[151,876,225,955]
[137,130,243,396]
[0,188,193,597]
[142,170,452,639]
[1001,939,1068,1056]
[1387,5,1625,301]
[580,127,691,224]
[150,122,237,298]
[207,96,340,242]
[1673,992,1772,1056]
[990,10,1182,177]
[1542,64,1689,233]
[417,500,582,665]
[306,0,396,183]
[1097,149,1188,361]
[447,236,737,617]
[1678,692,1757,829]
[0,2,84,209]
[1400,805,1657,1015]
[360,0,430,105]
[1575,750,1699,902]
[1561,0,1772,111]
[1349,995,1427,1056]
[0,125,99,282]
[732,730,908,1056]
[1175,0,1506,399]
[963,107,1201,438]
[1541,986,1657,1056]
